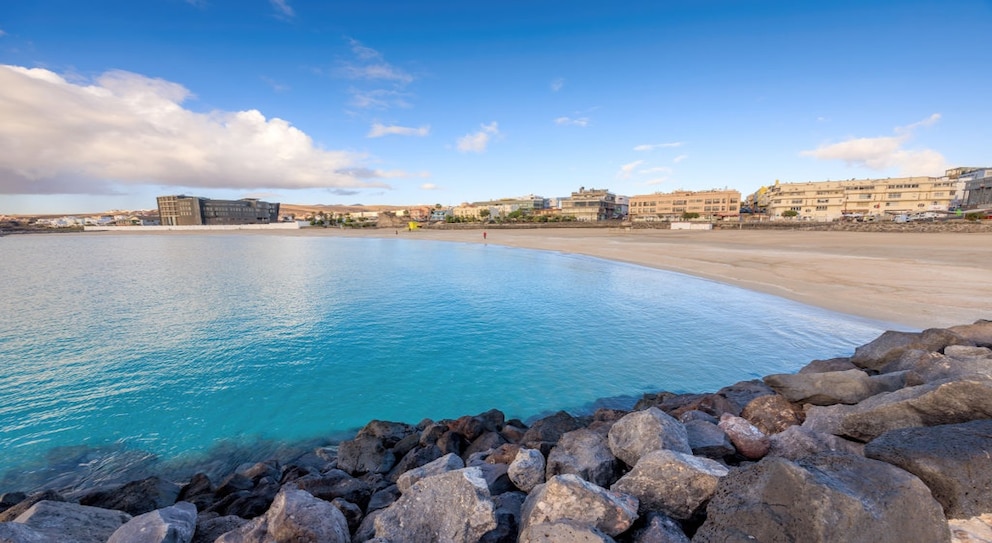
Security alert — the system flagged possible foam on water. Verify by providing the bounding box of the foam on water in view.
[0,233,888,491]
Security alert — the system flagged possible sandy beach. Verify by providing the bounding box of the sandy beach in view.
[308,227,992,330]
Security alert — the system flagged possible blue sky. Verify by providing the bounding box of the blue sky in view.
[1,0,990,214]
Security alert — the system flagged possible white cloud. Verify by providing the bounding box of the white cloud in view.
[554,116,589,127]
[270,0,294,18]
[349,88,412,110]
[633,142,684,152]
[672,154,687,164]
[617,160,644,179]
[800,114,946,176]
[421,183,439,190]
[551,78,564,92]
[456,122,500,153]
[367,123,430,138]
[341,63,413,85]
[349,38,381,62]
[0,64,407,195]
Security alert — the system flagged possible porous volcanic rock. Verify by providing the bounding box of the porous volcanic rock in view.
[508,448,546,493]
[519,474,638,537]
[11,500,132,543]
[763,369,876,406]
[396,452,464,493]
[519,520,617,542]
[77,476,181,516]
[718,413,769,459]
[740,393,803,434]
[608,407,691,467]
[851,328,973,371]
[215,487,349,543]
[610,449,728,520]
[107,501,197,543]
[521,411,586,455]
[546,428,621,488]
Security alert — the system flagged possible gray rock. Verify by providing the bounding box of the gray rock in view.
[715,379,776,413]
[387,444,443,483]
[107,501,196,543]
[948,320,992,347]
[521,411,585,455]
[290,469,373,510]
[884,349,992,383]
[479,491,526,543]
[12,500,132,543]
[607,407,691,467]
[192,515,246,543]
[0,523,50,542]
[718,413,769,459]
[352,508,383,543]
[519,474,638,537]
[865,419,992,519]
[677,410,717,424]
[851,328,973,371]
[475,461,515,495]
[763,369,876,405]
[215,487,349,543]
[944,345,992,359]
[463,431,508,461]
[693,452,949,543]
[611,449,728,520]
[336,435,396,476]
[798,357,857,374]
[684,420,735,459]
[508,448,546,493]
[330,498,363,535]
[0,491,64,523]
[768,425,864,460]
[395,452,464,493]
[77,476,181,516]
[631,511,691,543]
[373,467,497,542]
[546,428,621,488]
[519,521,617,542]
[366,484,401,512]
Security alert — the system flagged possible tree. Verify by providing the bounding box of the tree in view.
[782,210,799,218]
[479,209,491,219]
[681,212,700,220]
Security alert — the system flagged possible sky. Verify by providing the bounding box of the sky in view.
[1,0,990,214]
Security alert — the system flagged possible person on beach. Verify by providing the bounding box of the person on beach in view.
[483,231,487,240]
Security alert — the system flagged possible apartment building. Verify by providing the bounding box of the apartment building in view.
[952,167,992,209]
[763,175,962,221]
[560,187,617,221]
[157,195,280,226]
[628,189,741,221]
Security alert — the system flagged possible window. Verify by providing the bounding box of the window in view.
[791,199,803,204]
[816,199,829,204]
[816,206,828,211]
[889,193,902,199]
[859,194,873,200]
[790,206,801,211]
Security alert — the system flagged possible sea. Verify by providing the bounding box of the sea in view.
[0,233,890,493]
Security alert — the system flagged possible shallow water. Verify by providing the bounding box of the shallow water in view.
[0,233,887,491]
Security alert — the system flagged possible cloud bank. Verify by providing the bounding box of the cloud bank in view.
[0,65,407,195]
[801,114,946,176]
[457,122,500,153]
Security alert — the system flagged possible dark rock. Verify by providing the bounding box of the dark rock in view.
[798,357,857,374]
[631,511,691,543]
[192,514,246,543]
[0,492,26,510]
[215,487,350,543]
[678,410,718,424]
[638,392,739,419]
[396,452,465,493]
[479,491,526,543]
[546,428,622,488]
[11,500,132,543]
[521,411,585,455]
[373,467,497,542]
[611,449,728,519]
[352,509,383,543]
[386,444,443,483]
[607,407,691,467]
[508,447,546,493]
[948,320,992,347]
[519,474,638,537]
[436,430,468,456]
[684,420,735,459]
[718,413,769,460]
[0,490,64,522]
[851,328,973,371]
[715,379,776,414]
[336,435,396,476]
[390,433,421,461]
[0,523,50,542]
[214,473,253,499]
[499,424,527,444]
[78,476,181,516]
[476,462,515,496]
[330,497,363,535]
[357,420,417,447]
[463,431,508,461]
[211,478,278,519]
[366,484,401,513]
[290,469,373,510]
[177,473,215,512]
[107,501,197,543]
[767,425,864,460]
[740,393,803,434]
[693,452,949,543]
[865,419,992,519]
[419,422,447,446]
[763,369,875,405]
[486,443,521,465]
[240,460,280,484]
[519,520,617,542]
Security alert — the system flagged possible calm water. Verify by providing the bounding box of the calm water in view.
[0,233,887,491]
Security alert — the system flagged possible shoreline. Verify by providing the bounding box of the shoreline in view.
[290,227,992,330]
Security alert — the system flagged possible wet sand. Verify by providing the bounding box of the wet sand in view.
[315,227,992,330]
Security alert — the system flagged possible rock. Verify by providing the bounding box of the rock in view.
[500,424,527,443]
[208,478,279,519]
[798,357,857,374]
[177,473,214,511]
[0,492,26,510]
[767,425,864,460]
[12,500,132,543]
[387,444,443,483]
[366,484,401,512]
[77,476,181,516]
[693,452,950,543]
[479,491,526,543]
[611,449,728,519]
[107,501,197,543]
[718,413,769,459]
[884,349,992,383]
[437,430,468,456]
[476,461,515,495]
[330,498,363,535]
[213,473,253,500]
[508,447,546,493]
[486,443,521,465]
[373,467,497,543]
[740,393,803,434]
[521,411,585,455]
[678,410,718,424]
[240,460,280,484]
[463,431,508,461]
[715,379,776,414]
[0,523,50,542]
[419,422,448,446]
[630,511,691,543]
[949,513,992,542]
[451,410,505,441]
[519,474,639,537]
[684,420,735,459]
[0,490,64,522]
[763,369,876,405]
[546,428,622,488]
[607,407,691,467]
[336,436,396,476]
[192,515,246,543]
[851,328,973,371]
[390,433,421,461]
[396,452,465,493]
[290,469,374,510]
[215,487,349,543]
[352,509,383,543]
[519,520,617,542]
[944,345,992,359]
[865,419,992,519]
[949,320,992,347]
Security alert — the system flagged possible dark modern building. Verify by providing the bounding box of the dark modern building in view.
[156,195,280,226]
[952,168,992,209]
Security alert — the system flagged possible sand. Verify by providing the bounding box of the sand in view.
[311,227,992,330]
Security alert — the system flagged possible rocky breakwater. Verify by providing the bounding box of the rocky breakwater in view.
[3,321,992,542]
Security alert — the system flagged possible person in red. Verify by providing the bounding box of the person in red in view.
[483,231,487,240]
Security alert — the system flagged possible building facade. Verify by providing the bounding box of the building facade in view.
[953,167,992,209]
[560,187,617,221]
[157,196,280,226]
[763,175,962,221]
[628,189,741,221]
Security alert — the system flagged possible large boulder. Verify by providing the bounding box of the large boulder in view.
[865,419,992,519]
[767,425,864,460]
[629,511,691,543]
[519,520,617,542]
[610,449,728,520]
[336,420,415,475]
[215,487,349,543]
[107,501,197,543]
[884,349,992,383]
[798,357,857,374]
[387,444,444,482]
[763,369,877,406]
[192,515,246,543]
[608,407,691,467]
[684,420,735,459]
[508,448,546,493]
[11,500,132,543]
[77,476,181,516]
[479,491,526,543]
[519,474,638,537]
[546,428,621,488]
[851,328,973,371]
[948,320,992,347]
[740,393,803,434]
[718,413,769,459]
[290,469,374,510]
[520,411,585,455]
[693,452,949,543]
[715,380,776,414]
[373,467,497,542]
[396,452,465,493]
[805,377,992,442]
[0,490,64,522]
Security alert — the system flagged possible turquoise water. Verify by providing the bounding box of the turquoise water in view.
[0,233,886,491]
